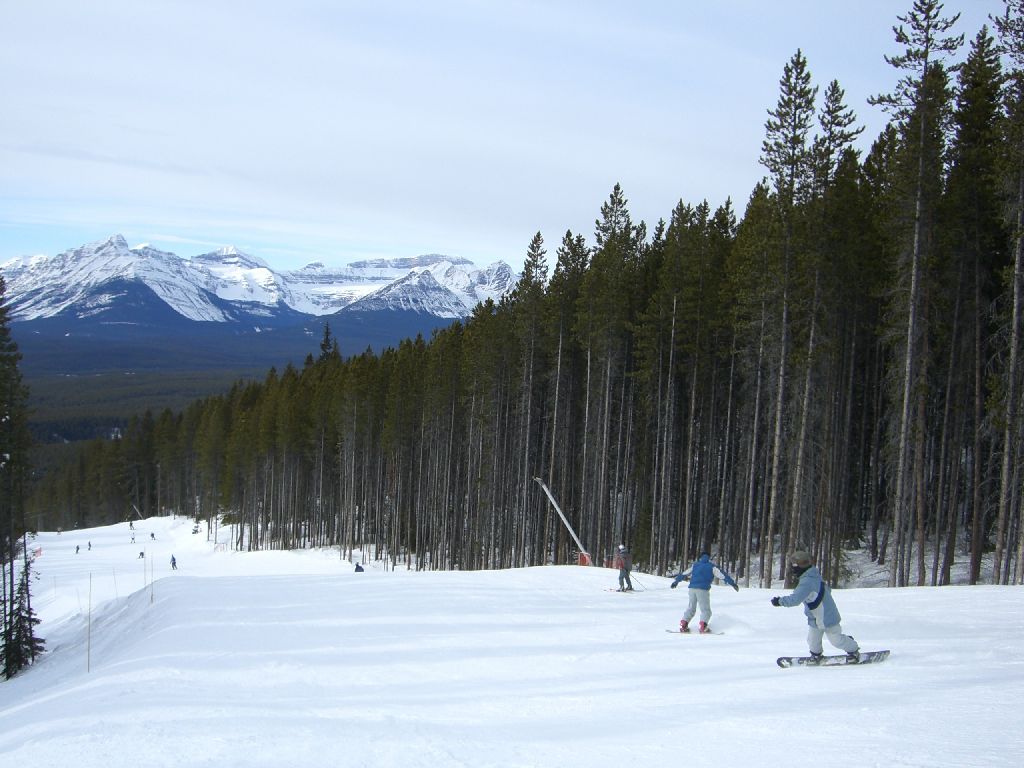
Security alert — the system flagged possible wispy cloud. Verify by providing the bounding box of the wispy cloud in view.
[0,0,1005,269]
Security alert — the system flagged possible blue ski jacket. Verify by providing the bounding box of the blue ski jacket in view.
[672,554,737,591]
[778,565,842,628]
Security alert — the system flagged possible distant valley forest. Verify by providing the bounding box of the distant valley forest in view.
[12,1,1024,588]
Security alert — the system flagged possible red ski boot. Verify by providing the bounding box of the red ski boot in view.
[679,619,690,633]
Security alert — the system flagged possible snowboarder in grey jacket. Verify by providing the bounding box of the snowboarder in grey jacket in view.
[771,550,860,662]
[670,553,738,633]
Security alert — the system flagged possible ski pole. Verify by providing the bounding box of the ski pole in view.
[629,573,648,591]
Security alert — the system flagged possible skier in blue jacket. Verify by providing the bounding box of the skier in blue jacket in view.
[770,550,860,662]
[670,552,738,633]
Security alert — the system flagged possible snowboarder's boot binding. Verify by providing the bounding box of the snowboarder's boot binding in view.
[679,619,690,633]
[808,651,824,665]
[847,650,861,663]
[698,621,709,634]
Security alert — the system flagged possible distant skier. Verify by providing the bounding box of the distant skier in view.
[75,545,80,554]
[770,550,860,663]
[354,563,364,572]
[671,552,738,633]
[170,555,177,570]
[138,551,145,559]
[150,532,156,540]
[613,544,633,591]
[88,541,91,551]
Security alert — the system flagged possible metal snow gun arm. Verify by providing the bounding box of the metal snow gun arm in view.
[534,477,592,565]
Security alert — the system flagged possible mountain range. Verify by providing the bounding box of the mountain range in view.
[1,235,517,376]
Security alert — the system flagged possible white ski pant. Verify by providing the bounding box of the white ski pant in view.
[807,623,858,654]
[683,588,712,623]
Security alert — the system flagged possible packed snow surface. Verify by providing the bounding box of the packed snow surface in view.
[2,518,1022,768]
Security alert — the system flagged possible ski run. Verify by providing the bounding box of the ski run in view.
[1,516,1022,767]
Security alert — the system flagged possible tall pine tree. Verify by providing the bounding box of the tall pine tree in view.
[1,275,38,678]
[870,0,963,586]
[759,48,817,584]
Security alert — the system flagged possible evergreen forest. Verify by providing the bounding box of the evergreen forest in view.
[15,1,1024,589]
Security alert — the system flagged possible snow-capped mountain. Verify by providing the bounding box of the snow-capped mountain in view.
[191,246,293,310]
[340,261,516,319]
[342,269,472,318]
[1,235,235,322]
[0,235,516,324]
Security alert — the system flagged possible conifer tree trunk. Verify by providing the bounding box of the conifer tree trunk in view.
[891,171,925,587]
[745,305,767,586]
[788,270,821,550]
[717,339,737,564]
[995,166,1024,582]
[598,353,613,557]
[682,353,699,561]
[867,346,885,560]
[517,338,535,565]
[913,379,928,586]
[546,328,563,561]
[932,269,962,585]
[654,301,677,572]
[579,345,591,557]
[942,409,966,585]
[765,270,790,586]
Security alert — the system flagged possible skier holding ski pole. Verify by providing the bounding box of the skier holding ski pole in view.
[613,544,633,591]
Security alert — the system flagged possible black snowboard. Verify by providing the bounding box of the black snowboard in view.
[777,649,890,668]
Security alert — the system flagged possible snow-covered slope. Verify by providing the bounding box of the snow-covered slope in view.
[191,246,293,307]
[1,518,1022,768]
[344,269,475,318]
[0,235,517,323]
[281,261,388,314]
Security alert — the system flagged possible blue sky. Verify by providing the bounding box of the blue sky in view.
[0,1,1005,272]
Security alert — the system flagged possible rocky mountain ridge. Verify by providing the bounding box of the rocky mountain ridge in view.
[0,235,516,324]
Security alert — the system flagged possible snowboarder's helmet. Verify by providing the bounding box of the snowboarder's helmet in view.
[618,544,626,551]
[790,550,812,567]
